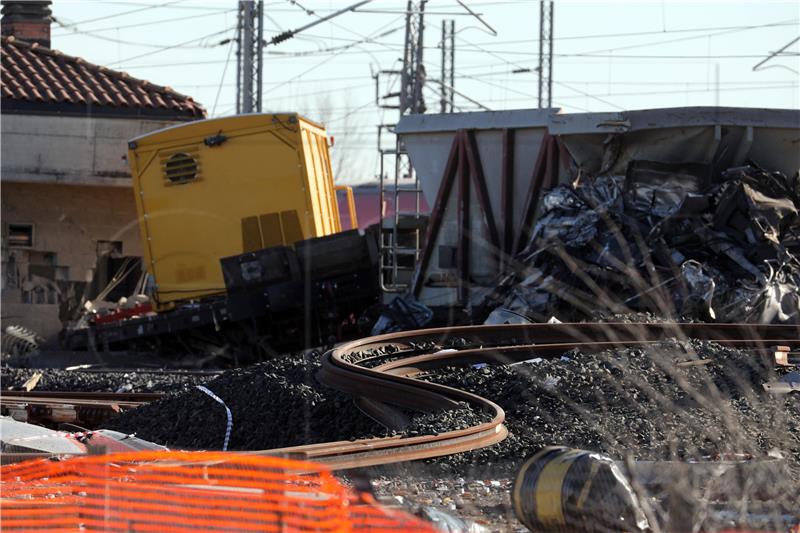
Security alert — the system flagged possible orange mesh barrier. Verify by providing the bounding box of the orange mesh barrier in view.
[0,451,436,532]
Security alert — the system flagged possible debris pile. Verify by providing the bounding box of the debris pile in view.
[490,163,800,323]
[422,339,799,478]
[104,340,797,487]
[105,354,488,450]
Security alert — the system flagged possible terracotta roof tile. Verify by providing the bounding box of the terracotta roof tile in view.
[1,36,205,119]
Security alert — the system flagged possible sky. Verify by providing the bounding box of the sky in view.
[48,0,800,183]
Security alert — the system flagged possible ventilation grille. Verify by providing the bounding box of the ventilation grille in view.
[161,149,200,184]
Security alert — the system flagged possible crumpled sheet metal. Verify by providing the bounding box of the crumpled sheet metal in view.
[371,295,434,335]
[488,162,800,324]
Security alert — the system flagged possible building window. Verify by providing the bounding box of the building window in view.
[7,223,34,248]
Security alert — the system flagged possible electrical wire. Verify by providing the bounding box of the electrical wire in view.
[53,19,235,49]
[106,27,235,67]
[212,30,237,116]
[573,19,798,55]
[51,9,236,35]
[261,16,405,96]
[87,1,238,12]
[265,26,404,57]
[53,0,187,28]
[325,99,376,123]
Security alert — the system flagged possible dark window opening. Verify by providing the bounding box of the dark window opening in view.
[7,223,34,248]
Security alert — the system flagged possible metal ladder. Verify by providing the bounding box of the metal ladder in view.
[378,132,424,294]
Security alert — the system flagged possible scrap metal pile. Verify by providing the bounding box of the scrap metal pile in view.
[489,163,800,324]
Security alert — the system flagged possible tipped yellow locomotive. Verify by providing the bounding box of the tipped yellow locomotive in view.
[127,113,345,309]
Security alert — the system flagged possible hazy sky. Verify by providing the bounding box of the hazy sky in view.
[48,0,800,182]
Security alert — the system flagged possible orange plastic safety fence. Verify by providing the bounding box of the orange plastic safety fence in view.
[0,451,436,533]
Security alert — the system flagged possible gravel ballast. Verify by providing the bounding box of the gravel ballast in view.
[104,353,490,450]
[99,338,798,478]
[421,339,799,473]
[1,367,216,393]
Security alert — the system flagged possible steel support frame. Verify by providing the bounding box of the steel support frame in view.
[501,129,515,269]
[538,0,554,109]
[515,133,561,255]
[413,129,563,302]
[411,130,501,303]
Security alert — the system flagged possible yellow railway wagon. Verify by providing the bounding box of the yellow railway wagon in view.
[127,113,342,309]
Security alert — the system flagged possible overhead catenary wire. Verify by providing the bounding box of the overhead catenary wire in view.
[51,9,236,35]
[261,14,406,96]
[53,18,236,49]
[106,27,236,67]
[52,0,187,28]
[753,36,800,74]
[212,30,237,116]
[572,18,798,55]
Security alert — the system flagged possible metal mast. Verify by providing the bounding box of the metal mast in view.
[440,19,454,113]
[377,0,427,293]
[237,0,264,114]
[399,0,427,115]
[537,0,553,108]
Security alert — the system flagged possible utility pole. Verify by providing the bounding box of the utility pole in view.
[376,0,427,293]
[538,0,553,108]
[237,0,263,114]
[399,0,427,115]
[440,19,454,113]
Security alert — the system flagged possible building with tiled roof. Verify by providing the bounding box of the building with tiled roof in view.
[1,35,205,120]
[1,0,206,343]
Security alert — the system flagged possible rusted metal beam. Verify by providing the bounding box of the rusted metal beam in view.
[457,133,471,304]
[463,130,501,253]
[501,128,515,267]
[515,133,558,255]
[411,130,462,297]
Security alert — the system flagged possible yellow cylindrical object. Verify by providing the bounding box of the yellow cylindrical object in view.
[512,446,649,533]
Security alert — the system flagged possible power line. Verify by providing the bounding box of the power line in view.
[261,19,397,97]
[87,1,240,12]
[265,26,404,57]
[52,9,236,35]
[325,99,376,123]
[466,21,800,44]
[574,19,798,55]
[53,20,233,49]
[212,30,237,116]
[753,36,800,74]
[469,83,800,103]
[52,0,187,28]
[106,27,235,67]
[555,81,625,110]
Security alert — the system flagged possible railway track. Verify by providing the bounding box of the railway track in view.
[3,322,797,469]
[264,322,799,470]
[0,391,162,429]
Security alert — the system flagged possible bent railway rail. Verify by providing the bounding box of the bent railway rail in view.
[2,322,797,469]
[266,321,799,470]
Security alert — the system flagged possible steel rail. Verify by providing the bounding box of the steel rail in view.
[260,322,798,471]
[0,391,164,403]
[4,323,795,470]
